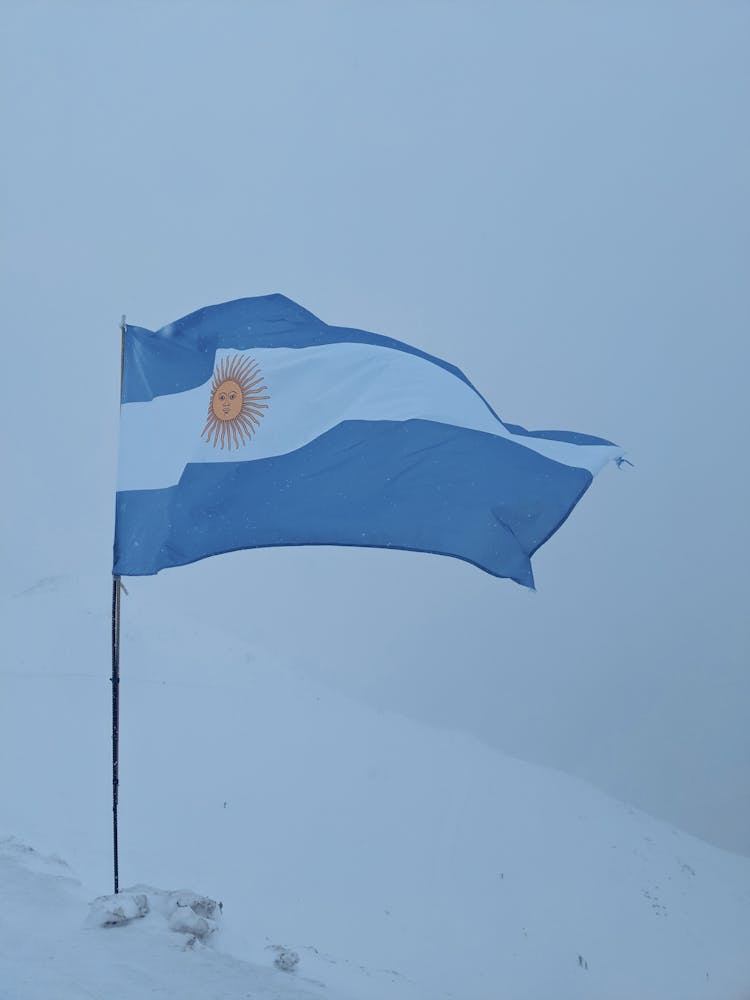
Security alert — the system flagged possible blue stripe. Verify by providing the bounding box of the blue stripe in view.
[501,423,615,447]
[114,419,592,586]
[122,295,471,405]
[121,294,617,449]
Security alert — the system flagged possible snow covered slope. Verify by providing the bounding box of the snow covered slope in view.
[1,575,749,999]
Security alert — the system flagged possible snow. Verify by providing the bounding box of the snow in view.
[1,574,749,999]
[0,839,338,1000]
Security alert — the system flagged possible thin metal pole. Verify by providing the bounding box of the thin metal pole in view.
[111,314,126,895]
[111,574,121,894]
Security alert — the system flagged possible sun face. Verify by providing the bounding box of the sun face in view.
[211,379,243,422]
[202,354,269,450]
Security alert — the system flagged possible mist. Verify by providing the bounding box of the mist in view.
[2,0,748,854]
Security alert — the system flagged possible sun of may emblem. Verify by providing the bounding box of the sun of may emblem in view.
[201,354,270,450]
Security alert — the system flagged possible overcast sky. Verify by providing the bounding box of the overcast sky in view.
[1,0,748,853]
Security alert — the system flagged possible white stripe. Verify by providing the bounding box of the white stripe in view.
[117,343,621,491]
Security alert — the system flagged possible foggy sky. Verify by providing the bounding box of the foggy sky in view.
[1,1,748,853]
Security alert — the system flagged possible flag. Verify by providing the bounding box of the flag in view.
[113,295,622,587]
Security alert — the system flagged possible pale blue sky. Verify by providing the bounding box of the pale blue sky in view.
[1,0,748,851]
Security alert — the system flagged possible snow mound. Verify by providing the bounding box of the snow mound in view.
[87,891,149,927]
[270,943,301,972]
[89,886,221,945]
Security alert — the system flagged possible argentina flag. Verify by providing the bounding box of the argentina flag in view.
[114,295,622,588]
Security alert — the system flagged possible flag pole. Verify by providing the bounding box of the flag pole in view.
[111,314,126,894]
[111,574,121,894]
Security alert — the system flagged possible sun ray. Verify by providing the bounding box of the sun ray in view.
[235,412,254,431]
[242,419,261,433]
[235,357,255,377]
[237,413,259,434]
